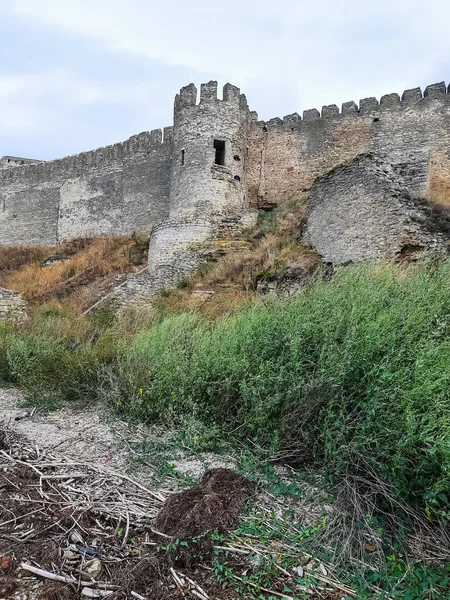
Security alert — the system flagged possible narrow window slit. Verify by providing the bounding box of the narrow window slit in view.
[181,149,185,165]
[214,140,225,166]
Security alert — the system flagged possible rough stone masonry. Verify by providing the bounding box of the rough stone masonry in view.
[2,79,450,302]
[304,154,448,264]
[0,287,27,321]
[2,79,450,248]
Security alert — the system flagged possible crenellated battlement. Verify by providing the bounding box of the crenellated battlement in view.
[0,128,174,185]
[174,81,249,114]
[245,79,450,211]
[1,77,450,250]
[250,81,450,132]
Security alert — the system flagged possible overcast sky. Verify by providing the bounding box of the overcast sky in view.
[1,0,449,160]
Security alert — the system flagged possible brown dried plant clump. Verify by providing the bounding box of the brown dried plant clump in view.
[0,235,148,312]
[155,468,255,539]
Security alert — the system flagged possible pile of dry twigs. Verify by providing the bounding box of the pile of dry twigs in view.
[0,426,220,599]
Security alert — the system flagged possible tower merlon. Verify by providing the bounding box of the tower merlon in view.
[163,126,174,143]
[174,81,247,110]
[322,105,339,118]
[150,129,162,144]
[283,113,301,126]
[303,108,320,121]
[424,82,446,98]
[359,97,379,112]
[175,83,198,110]
[239,94,249,111]
[200,81,218,103]
[223,83,240,102]
[266,117,283,129]
[380,93,400,107]
[342,101,358,113]
[401,87,422,103]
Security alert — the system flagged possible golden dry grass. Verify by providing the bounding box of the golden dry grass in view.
[0,235,148,313]
[200,197,317,287]
[152,197,320,318]
[0,245,50,275]
[0,197,318,319]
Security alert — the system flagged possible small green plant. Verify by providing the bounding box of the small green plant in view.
[156,538,190,553]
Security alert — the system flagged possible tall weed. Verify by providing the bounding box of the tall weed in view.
[1,258,450,513]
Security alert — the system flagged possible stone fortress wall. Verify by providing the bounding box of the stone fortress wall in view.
[0,130,172,246]
[1,80,450,251]
[2,78,450,308]
[114,81,258,303]
[247,82,450,210]
[304,153,448,265]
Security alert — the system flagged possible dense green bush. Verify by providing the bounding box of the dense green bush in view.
[115,259,450,515]
[1,258,450,515]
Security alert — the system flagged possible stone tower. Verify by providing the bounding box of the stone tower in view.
[168,81,252,219]
[139,81,255,292]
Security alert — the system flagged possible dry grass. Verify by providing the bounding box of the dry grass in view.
[208,199,317,283]
[0,245,50,275]
[153,197,320,318]
[0,197,317,319]
[201,198,317,288]
[155,468,255,538]
[152,287,256,319]
[0,235,148,313]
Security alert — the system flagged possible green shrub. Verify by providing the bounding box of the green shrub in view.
[1,258,450,515]
[112,258,450,514]
[0,321,14,385]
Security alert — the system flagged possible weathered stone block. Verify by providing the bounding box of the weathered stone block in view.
[304,154,448,265]
[283,113,301,126]
[401,87,422,103]
[359,97,379,112]
[342,101,358,113]
[321,105,339,118]
[380,93,400,107]
[424,82,446,99]
[200,81,218,103]
[302,108,320,121]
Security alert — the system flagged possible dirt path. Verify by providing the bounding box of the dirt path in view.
[0,387,236,479]
[1,387,131,471]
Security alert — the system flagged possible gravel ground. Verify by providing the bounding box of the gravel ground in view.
[0,387,128,470]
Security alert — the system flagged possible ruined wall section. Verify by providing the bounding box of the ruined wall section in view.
[248,82,450,208]
[0,287,27,321]
[0,130,172,246]
[169,81,251,219]
[304,154,448,264]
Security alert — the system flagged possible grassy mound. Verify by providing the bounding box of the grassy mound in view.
[1,258,449,519]
[151,197,319,319]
